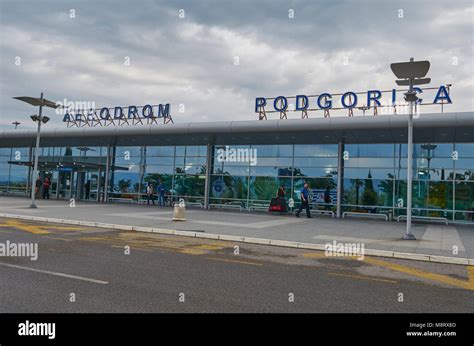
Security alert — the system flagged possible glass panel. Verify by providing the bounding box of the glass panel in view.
[342,178,394,207]
[344,144,394,158]
[455,181,474,211]
[173,174,206,198]
[294,144,338,157]
[210,175,248,201]
[455,143,474,158]
[454,169,474,181]
[344,168,394,180]
[146,146,175,156]
[213,165,249,175]
[249,166,292,177]
[344,158,395,168]
[250,145,293,157]
[145,156,175,165]
[293,167,336,178]
[294,157,337,167]
[146,165,175,174]
[249,176,292,201]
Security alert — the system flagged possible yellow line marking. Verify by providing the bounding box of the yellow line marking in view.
[364,257,474,291]
[0,219,90,235]
[302,252,327,259]
[44,236,73,242]
[0,219,50,234]
[328,272,397,284]
[206,257,263,266]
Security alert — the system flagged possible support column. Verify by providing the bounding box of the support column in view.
[103,145,111,203]
[96,168,101,202]
[336,141,344,218]
[204,143,212,209]
[27,147,33,198]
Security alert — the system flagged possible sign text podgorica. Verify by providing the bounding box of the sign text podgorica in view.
[255,85,452,119]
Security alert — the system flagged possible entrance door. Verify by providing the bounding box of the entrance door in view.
[75,169,100,201]
[57,168,73,199]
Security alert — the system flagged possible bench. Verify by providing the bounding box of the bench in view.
[396,215,448,225]
[342,211,388,221]
[248,204,269,212]
[311,210,335,218]
[183,201,204,208]
[1,191,27,196]
[209,203,243,211]
[108,197,134,204]
[137,199,157,205]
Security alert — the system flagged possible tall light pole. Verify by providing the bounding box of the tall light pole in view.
[13,93,59,208]
[390,58,431,240]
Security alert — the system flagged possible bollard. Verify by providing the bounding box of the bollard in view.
[173,198,186,221]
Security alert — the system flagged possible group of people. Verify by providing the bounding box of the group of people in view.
[35,176,51,199]
[271,183,332,218]
[145,180,166,206]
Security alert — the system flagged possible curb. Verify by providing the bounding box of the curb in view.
[0,212,472,266]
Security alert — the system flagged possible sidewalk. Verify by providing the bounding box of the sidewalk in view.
[1,196,473,264]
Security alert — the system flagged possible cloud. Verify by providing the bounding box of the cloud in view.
[0,0,472,130]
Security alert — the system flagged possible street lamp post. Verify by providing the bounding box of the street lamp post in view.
[390,58,431,240]
[421,144,437,208]
[13,93,59,208]
[7,122,21,193]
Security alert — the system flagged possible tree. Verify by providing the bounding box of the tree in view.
[362,170,377,207]
[350,179,364,206]
[378,173,394,206]
[118,179,131,192]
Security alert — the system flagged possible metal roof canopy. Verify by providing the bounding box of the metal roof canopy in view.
[1,112,473,148]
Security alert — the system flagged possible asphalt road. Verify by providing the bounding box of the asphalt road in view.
[0,217,473,313]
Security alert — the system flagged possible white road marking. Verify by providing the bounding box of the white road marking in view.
[0,262,109,284]
[107,212,302,229]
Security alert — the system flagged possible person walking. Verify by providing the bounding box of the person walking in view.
[42,176,50,200]
[84,180,91,200]
[276,185,287,213]
[146,182,155,205]
[157,180,166,206]
[35,176,42,198]
[295,183,312,218]
[277,185,285,199]
[324,186,332,210]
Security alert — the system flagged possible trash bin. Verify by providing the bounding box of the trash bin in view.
[173,202,186,221]
[388,211,393,221]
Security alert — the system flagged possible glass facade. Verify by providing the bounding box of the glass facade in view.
[110,145,207,203]
[1,142,473,224]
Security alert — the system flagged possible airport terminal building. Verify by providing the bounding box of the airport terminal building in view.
[1,111,474,224]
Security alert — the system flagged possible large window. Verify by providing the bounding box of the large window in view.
[0,147,29,194]
[111,145,207,201]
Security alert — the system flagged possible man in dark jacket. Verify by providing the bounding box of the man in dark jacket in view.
[295,183,312,218]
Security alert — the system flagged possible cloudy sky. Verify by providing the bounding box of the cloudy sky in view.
[0,0,472,130]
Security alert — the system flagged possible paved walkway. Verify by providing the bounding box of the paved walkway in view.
[0,196,473,260]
